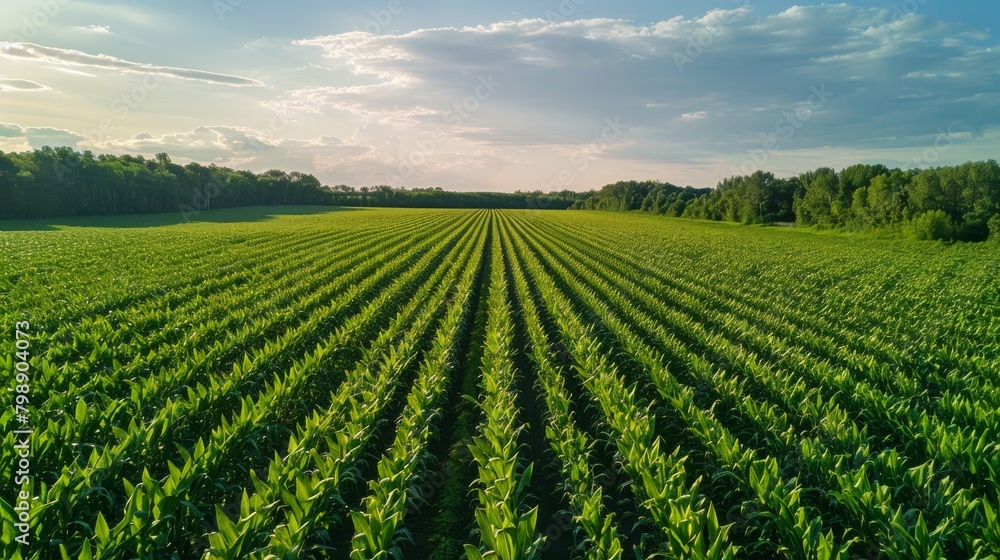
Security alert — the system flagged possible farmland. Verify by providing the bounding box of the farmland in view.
[2,207,1000,560]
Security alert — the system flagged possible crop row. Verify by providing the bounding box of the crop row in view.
[3,208,996,560]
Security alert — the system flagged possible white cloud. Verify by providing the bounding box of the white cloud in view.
[283,5,998,177]
[0,78,52,92]
[55,68,98,78]
[90,126,372,177]
[95,126,283,162]
[1,42,264,87]
[3,5,997,191]
[0,123,26,137]
[268,78,435,125]
[71,25,113,34]
[78,121,522,189]
[0,122,85,148]
[26,127,86,148]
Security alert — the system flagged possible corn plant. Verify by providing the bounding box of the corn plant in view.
[465,224,543,560]
[347,217,488,560]
[4,207,999,560]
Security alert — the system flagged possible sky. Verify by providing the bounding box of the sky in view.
[0,1,997,191]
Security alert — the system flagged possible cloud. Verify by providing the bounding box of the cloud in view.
[0,123,26,137]
[4,5,998,191]
[0,78,52,92]
[55,68,98,78]
[0,123,84,148]
[283,5,998,174]
[1,42,264,87]
[92,126,371,173]
[26,127,86,148]
[82,122,520,190]
[96,126,283,162]
[71,25,113,34]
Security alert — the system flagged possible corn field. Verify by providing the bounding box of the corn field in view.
[2,207,999,560]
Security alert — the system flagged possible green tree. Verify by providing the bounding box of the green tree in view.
[839,163,888,219]
[0,152,18,219]
[906,209,954,241]
[847,171,911,229]
[907,169,943,215]
[795,167,840,227]
[989,213,1000,242]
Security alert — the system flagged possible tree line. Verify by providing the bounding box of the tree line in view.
[326,184,585,209]
[4,147,998,241]
[569,180,712,216]
[572,161,1000,241]
[0,148,586,220]
[0,148,331,220]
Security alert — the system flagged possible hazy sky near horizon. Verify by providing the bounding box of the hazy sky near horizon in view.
[0,1,997,191]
